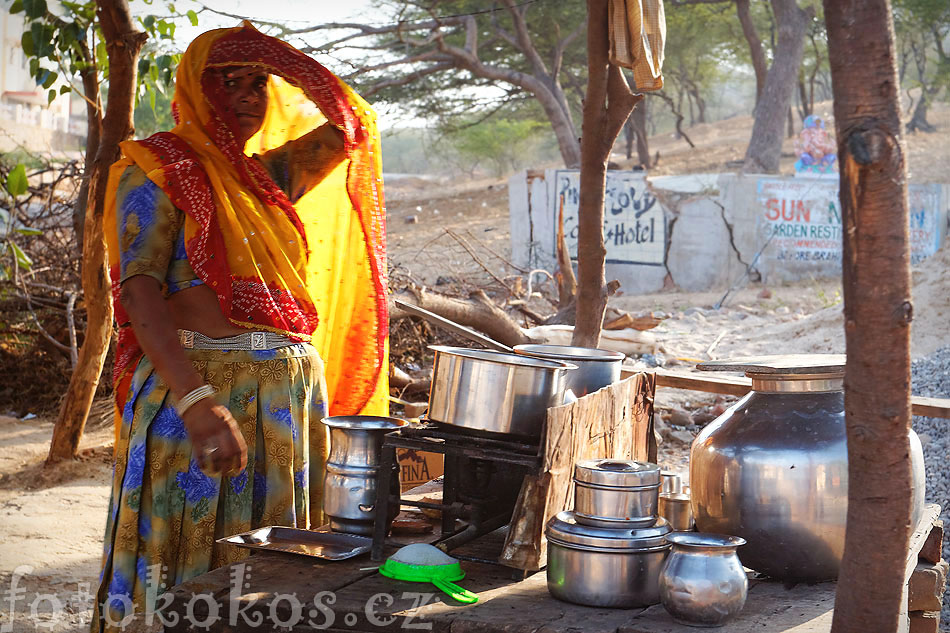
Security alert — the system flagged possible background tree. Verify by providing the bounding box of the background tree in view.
[10,0,176,461]
[894,0,950,133]
[741,0,815,172]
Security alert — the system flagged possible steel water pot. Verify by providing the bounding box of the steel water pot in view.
[689,355,926,582]
[323,416,406,535]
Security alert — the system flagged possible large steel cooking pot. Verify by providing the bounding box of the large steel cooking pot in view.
[427,346,576,438]
[323,416,406,535]
[689,355,926,582]
[513,344,624,397]
[546,511,672,608]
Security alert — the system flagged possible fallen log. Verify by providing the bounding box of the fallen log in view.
[390,288,536,348]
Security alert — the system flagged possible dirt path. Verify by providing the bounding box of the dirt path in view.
[0,416,113,632]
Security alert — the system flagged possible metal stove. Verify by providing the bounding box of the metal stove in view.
[370,422,542,562]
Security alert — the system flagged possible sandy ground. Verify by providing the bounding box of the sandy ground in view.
[1,107,948,631]
[0,416,113,632]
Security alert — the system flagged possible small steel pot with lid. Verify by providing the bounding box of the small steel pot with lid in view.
[573,459,661,528]
[546,511,672,608]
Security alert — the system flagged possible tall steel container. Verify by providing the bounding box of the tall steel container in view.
[323,416,405,535]
[689,355,926,582]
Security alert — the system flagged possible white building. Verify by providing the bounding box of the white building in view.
[1,0,86,152]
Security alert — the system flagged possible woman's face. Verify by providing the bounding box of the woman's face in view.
[221,67,268,144]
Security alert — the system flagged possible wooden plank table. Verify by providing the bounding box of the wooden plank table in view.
[647,368,950,419]
[165,529,837,633]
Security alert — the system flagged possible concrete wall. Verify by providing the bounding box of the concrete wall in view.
[509,169,950,293]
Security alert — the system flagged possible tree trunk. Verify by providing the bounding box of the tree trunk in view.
[632,100,651,168]
[534,85,583,167]
[72,63,102,256]
[48,0,147,464]
[824,0,914,629]
[905,91,936,133]
[736,0,768,105]
[743,0,811,173]
[623,117,634,160]
[573,0,639,348]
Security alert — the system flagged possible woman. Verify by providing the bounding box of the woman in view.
[94,23,388,629]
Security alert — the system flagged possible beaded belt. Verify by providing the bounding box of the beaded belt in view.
[178,329,298,351]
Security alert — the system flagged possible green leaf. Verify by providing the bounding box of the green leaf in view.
[143,15,155,31]
[9,0,24,13]
[148,87,156,113]
[9,242,33,271]
[47,88,56,104]
[21,31,35,57]
[22,0,47,20]
[30,22,54,57]
[6,164,28,198]
[157,54,170,70]
[59,84,71,95]
[15,226,42,236]
[138,57,150,76]
[186,9,198,26]
[41,70,57,89]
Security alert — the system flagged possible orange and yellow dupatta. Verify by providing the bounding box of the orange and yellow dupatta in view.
[104,23,388,422]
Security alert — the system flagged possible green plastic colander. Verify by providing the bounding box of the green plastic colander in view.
[379,544,478,604]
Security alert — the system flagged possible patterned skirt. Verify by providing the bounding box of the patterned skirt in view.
[93,344,328,631]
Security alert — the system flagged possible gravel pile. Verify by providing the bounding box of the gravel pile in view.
[911,344,950,627]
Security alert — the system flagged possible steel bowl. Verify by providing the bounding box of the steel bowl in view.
[427,346,576,438]
[513,344,624,397]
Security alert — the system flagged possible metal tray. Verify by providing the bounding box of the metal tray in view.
[218,526,372,560]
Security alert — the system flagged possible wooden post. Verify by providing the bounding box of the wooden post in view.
[573,0,640,348]
[824,0,914,629]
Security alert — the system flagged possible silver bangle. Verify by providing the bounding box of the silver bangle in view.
[176,385,216,417]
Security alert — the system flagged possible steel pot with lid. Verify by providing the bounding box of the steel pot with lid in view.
[689,354,926,582]
[513,344,624,397]
[573,459,661,528]
[545,510,672,608]
[427,346,576,438]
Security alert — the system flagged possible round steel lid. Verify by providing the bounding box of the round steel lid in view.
[574,459,661,487]
[546,511,672,550]
[513,344,625,363]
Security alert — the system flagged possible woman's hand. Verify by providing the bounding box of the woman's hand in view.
[182,398,248,475]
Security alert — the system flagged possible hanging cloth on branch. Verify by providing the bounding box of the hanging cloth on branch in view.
[608,0,667,91]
